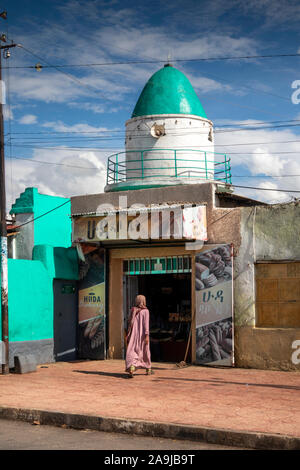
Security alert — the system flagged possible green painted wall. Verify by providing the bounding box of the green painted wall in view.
[0,246,79,343]
[33,245,79,281]
[10,187,71,249]
[6,259,53,342]
[0,187,78,352]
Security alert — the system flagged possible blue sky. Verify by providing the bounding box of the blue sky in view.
[2,0,300,205]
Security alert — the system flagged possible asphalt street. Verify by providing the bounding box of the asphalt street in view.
[0,419,246,450]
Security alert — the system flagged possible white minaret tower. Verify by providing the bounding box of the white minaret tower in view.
[105,64,231,192]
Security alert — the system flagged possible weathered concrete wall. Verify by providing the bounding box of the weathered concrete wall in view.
[71,182,215,215]
[13,213,34,260]
[235,202,300,371]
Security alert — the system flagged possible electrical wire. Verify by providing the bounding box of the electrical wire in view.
[231,184,300,193]
[11,182,299,232]
[8,45,296,124]
[4,51,300,69]
[6,119,300,137]
[17,45,118,100]
[14,199,70,229]
[8,138,300,151]
[6,118,300,134]
[6,155,300,179]
[5,155,105,170]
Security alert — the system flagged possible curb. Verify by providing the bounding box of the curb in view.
[0,406,299,450]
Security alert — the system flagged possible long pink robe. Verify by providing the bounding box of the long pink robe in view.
[125,307,151,371]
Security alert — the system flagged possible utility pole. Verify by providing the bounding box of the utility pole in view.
[0,10,18,374]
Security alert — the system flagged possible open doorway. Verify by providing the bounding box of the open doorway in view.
[123,273,191,363]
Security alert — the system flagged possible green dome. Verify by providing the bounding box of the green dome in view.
[132,65,207,119]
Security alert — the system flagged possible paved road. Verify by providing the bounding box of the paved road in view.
[0,419,246,450]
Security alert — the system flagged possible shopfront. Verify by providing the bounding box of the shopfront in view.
[123,255,192,363]
[108,244,234,367]
[72,186,235,367]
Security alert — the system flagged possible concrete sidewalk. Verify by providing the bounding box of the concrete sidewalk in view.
[0,360,299,449]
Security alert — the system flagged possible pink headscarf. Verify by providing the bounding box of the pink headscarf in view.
[126,295,147,341]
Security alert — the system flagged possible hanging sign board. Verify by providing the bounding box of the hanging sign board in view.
[195,244,234,366]
[73,205,207,242]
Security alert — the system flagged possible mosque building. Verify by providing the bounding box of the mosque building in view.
[71,64,300,370]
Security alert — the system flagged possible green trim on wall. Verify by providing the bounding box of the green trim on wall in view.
[10,187,36,214]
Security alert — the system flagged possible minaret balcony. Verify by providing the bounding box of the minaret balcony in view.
[105,148,231,192]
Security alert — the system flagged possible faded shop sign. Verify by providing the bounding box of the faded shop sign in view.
[73,205,207,242]
[195,244,234,366]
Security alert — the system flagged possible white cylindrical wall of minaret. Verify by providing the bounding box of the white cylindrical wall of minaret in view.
[124,114,214,182]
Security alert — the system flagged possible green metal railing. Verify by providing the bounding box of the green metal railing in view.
[106,148,232,185]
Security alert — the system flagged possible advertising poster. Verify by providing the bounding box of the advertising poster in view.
[183,205,207,240]
[195,244,234,366]
[78,249,106,359]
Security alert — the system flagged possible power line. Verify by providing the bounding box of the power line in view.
[216,123,300,133]
[232,174,300,178]
[11,183,298,231]
[6,124,300,143]
[199,70,290,102]
[5,118,300,135]
[6,155,105,170]
[8,137,300,151]
[231,184,300,193]
[17,45,117,100]
[6,119,300,137]
[4,51,300,69]
[7,154,300,178]
[8,45,296,123]
[14,199,70,228]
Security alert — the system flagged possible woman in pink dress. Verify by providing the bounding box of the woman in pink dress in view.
[125,295,152,378]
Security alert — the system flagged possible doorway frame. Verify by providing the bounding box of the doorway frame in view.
[108,245,198,361]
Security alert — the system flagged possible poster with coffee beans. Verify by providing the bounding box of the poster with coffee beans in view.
[195,244,234,366]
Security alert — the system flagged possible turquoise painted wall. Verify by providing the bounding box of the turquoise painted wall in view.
[10,187,71,249]
[0,246,79,343]
[0,187,78,352]
[34,193,71,248]
[6,259,53,342]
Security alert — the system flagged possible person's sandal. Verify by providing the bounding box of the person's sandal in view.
[146,369,154,375]
[128,365,135,378]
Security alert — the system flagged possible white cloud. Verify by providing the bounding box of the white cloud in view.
[19,114,38,125]
[41,120,114,133]
[186,73,232,94]
[68,102,106,114]
[214,124,300,203]
[255,181,290,203]
[240,0,300,30]
[250,148,285,176]
[9,4,259,106]
[6,147,116,208]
